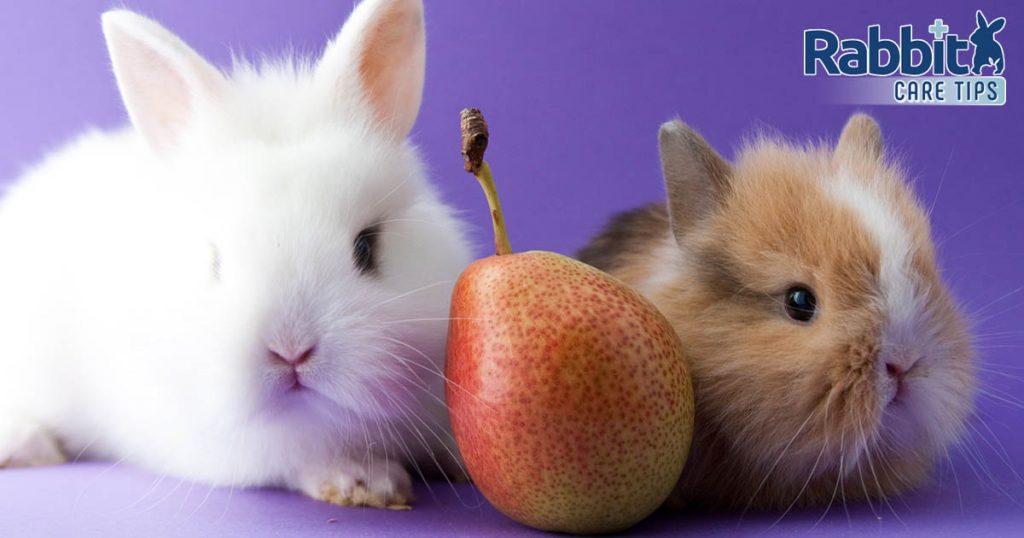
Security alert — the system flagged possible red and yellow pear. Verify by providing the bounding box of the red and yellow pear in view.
[446,109,695,534]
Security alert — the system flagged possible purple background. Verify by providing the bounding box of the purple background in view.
[1,0,1022,535]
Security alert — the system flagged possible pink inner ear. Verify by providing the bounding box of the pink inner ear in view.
[357,0,424,138]
[113,30,193,151]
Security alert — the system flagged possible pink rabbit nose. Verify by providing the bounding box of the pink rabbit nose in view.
[268,344,316,366]
[886,362,911,398]
[885,353,922,380]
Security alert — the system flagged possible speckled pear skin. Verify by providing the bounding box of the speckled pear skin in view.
[446,250,694,534]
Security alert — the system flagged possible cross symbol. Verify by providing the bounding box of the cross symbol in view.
[929,18,949,40]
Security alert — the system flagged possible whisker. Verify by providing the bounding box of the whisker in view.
[943,447,964,513]
[381,316,480,325]
[375,384,480,508]
[371,177,409,209]
[738,408,817,523]
[955,429,1022,507]
[853,420,880,519]
[370,280,454,310]
[977,387,1024,411]
[968,420,1024,488]
[72,453,130,517]
[768,437,827,531]
[811,427,843,531]
[187,429,242,519]
[937,197,1023,246]
[370,394,439,505]
[175,476,199,516]
[377,367,471,481]
[137,476,188,515]
[114,471,171,514]
[970,299,1024,327]
[374,337,495,412]
[860,426,905,528]
[69,435,100,464]
[926,147,954,217]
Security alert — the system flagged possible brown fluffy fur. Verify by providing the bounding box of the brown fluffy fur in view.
[578,115,973,511]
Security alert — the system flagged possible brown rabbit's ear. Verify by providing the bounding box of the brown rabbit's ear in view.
[659,120,732,244]
[835,113,883,165]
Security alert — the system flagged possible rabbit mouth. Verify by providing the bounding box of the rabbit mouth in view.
[265,374,338,418]
[284,370,308,392]
[270,368,325,401]
[883,369,910,407]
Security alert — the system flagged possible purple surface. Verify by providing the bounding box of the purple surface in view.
[2,461,1022,537]
[1,0,1022,535]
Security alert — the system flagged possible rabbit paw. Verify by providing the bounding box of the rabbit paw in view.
[0,419,65,469]
[298,458,414,510]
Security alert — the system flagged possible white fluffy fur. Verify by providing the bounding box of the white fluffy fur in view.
[827,170,964,455]
[0,0,471,504]
[828,172,918,330]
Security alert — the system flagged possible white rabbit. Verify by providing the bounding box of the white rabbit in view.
[0,0,471,509]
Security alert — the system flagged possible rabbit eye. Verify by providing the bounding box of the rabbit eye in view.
[210,243,222,283]
[784,286,817,323]
[353,226,379,275]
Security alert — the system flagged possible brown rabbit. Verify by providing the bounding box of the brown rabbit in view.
[578,114,974,510]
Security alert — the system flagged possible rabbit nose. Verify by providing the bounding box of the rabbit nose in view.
[268,344,316,366]
[885,362,907,396]
[885,362,905,380]
[884,355,921,397]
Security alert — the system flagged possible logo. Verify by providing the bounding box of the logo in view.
[803,10,1006,105]
[969,10,1006,75]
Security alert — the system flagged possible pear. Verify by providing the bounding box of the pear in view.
[445,109,694,534]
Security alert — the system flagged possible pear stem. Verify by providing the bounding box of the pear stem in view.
[473,161,513,256]
[461,108,512,256]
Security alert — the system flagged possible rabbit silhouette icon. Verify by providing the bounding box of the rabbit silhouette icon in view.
[970,10,1005,75]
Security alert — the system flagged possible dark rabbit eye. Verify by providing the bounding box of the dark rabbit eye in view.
[210,243,222,282]
[353,226,379,275]
[784,286,817,323]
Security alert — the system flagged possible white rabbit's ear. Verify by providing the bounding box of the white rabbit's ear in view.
[976,10,988,28]
[315,0,425,139]
[989,17,1006,33]
[102,10,225,153]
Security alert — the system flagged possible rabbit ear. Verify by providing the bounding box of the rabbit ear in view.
[989,17,1006,33]
[835,113,883,165]
[659,120,732,243]
[314,0,425,139]
[977,10,988,29]
[102,11,224,153]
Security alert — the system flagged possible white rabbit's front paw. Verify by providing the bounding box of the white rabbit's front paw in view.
[0,418,65,469]
[297,458,414,510]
